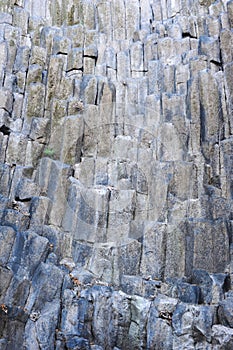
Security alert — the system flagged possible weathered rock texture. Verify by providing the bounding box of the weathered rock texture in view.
[0,0,233,348]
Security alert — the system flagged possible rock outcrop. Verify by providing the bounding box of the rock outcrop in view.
[0,0,233,348]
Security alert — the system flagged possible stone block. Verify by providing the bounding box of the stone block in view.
[25,140,44,168]
[86,287,115,346]
[157,37,183,65]
[218,297,233,328]
[158,122,183,161]
[0,226,16,266]
[45,55,65,108]
[175,64,189,94]
[116,51,131,80]
[56,76,73,101]
[52,35,71,55]
[220,11,230,30]
[130,41,144,72]
[27,64,43,84]
[148,60,164,94]
[199,70,221,142]
[140,223,167,279]
[220,30,233,66]
[25,262,63,310]
[183,15,197,37]
[59,115,84,165]
[125,0,140,39]
[16,177,40,200]
[212,325,233,348]
[120,275,144,297]
[113,135,137,161]
[105,46,116,70]
[224,62,233,133]
[65,337,91,350]
[80,75,98,105]
[227,0,233,28]
[0,265,13,302]
[83,56,96,75]
[172,304,193,337]
[13,7,29,36]
[12,93,23,120]
[13,46,30,73]
[1,209,30,232]
[28,16,46,46]
[147,316,173,349]
[67,48,83,72]
[176,281,201,304]
[71,241,93,266]
[25,83,45,118]
[0,133,8,163]
[25,300,60,350]
[163,65,176,94]
[97,2,112,38]
[167,23,182,39]
[0,12,12,25]
[164,223,186,279]
[0,163,10,197]
[84,31,98,58]
[191,305,215,342]
[220,139,233,198]
[145,161,170,222]
[64,25,84,49]
[29,196,51,228]
[73,187,108,242]
[128,295,150,349]
[29,117,50,143]
[167,0,182,18]
[144,35,158,70]
[87,242,115,283]
[0,40,7,69]
[111,0,125,40]
[30,46,47,67]
[0,89,13,113]
[198,35,220,63]
[45,160,71,227]
[116,239,142,279]
[94,157,108,186]
[207,16,221,37]
[209,0,224,16]
[15,71,26,94]
[74,157,95,187]
[107,190,136,235]
[192,220,229,274]
[150,0,163,21]
[162,93,186,121]
[189,55,208,75]
[210,273,230,304]
[38,224,72,260]
[169,162,198,201]
[139,1,152,30]
[5,133,27,165]
[82,1,96,30]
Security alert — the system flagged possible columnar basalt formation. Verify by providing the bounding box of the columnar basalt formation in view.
[0,0,233,349]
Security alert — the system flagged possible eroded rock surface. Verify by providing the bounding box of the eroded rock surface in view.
[0,0,233,348]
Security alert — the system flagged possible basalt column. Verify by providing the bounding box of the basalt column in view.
[0,0,233,349]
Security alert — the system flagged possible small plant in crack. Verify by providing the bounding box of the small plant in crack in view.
[43,147,55,158]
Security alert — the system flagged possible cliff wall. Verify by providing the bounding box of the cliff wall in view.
[0,0,233,348]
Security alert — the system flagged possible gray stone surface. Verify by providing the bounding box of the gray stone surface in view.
[218,297,233,328]
[0,0,232,348]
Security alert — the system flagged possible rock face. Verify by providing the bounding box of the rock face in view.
[0,0,232,348]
